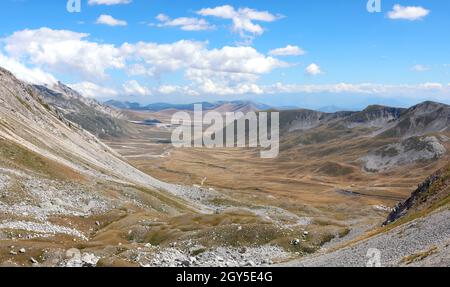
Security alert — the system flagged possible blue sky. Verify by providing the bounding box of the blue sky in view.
[0,0,449,109]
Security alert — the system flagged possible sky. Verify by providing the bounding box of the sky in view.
[0,0,449,109]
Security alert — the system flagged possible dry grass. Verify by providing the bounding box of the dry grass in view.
[0,138,85,182]
[400,246,439,265]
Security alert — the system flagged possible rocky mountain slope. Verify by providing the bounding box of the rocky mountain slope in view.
[0,67,311,267]
[343,105,405,128]
[378,101,450,138]
[34,83,132,138]
[384,163,450,225]
[281,164,450,267]
[0,68,168,189]
[0,67,210,266]
[278,101,449,172]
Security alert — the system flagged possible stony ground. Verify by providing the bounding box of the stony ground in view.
[137,245,290,267]
[280,209,450,267]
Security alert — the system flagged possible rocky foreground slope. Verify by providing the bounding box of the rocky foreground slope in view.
[281,164,450,267]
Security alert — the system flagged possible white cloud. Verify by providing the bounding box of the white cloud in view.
[264,82,447,95]
[3,46,444,99]
[121,41,285,94]
[156,85,199,96]
[3,28,125,80]
[184,68,263,95]
[197,5,282,39]
[419,82,443,90]
[147,82,448,97]
[2,28,286,92]
[158,85,178,94]
[69,82,118,98]
[126,63,151,76]
[155,14,214,31]
[388,5,430,21]
[411,64,429,72]
[6,28,446,100]
[121,40,286,77]
[88,0,131,5]
[0,52,57,86]
[96,14,128,26]
[269,45,305,56]
[122,80,151,96]
[305,63,322,76]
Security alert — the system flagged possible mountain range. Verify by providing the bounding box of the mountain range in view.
[0,65,448,267]
[105,100,273,113]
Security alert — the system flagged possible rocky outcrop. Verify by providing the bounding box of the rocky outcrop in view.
[384,165,450,225]
[380,101,450,138]
[344,105,405,128]
[279,109,354,133]
[361,136,446,172]
[34,83,131,138]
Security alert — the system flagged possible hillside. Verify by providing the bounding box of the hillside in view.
[277,102,449,172]
[281,164,450,267]
[139,99,449,259]
[0,67,314,267]
[384,163,450,225]
[0,67,203,266]
[34,83,132,138]
[1,65,448,267]
[380,101,450,138]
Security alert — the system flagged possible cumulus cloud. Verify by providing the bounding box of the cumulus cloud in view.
[0,52,57,86]
[305,63,322,76]
[96,14,128,26]
[3,28,125,80]
[88,0,131,5]
[388,5,430,21]
[122,80,151,96]
[69,82,118,98]
[121,40,286,81]
[197,5,282,39]
[269,45,305,56]
[154,14,214,31]
[157,85,178,94]
[2,27,288,94]
[121,41,286,94]
[184,68,263,95]
[4,27,446,100]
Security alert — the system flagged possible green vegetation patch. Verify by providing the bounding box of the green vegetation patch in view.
[0,138,83,180]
